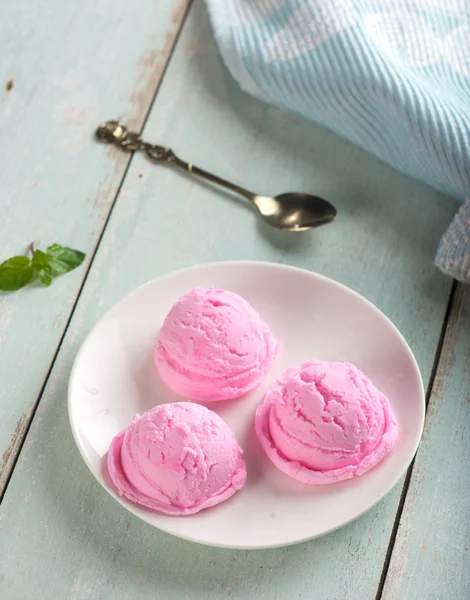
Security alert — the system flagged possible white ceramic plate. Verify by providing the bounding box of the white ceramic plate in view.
[68,261,425,549]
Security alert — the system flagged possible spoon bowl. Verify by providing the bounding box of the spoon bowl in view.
[253,193,337,231]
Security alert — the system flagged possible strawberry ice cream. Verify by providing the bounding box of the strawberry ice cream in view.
[155,288,280,401]
[255,361,398,484]
[108,402,246,515]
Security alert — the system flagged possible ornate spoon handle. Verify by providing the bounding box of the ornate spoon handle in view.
[96,121,255,200]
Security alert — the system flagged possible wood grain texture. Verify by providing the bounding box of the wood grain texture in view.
[0,0,190,492]
[382,284,470,600]
[0,2,460,599]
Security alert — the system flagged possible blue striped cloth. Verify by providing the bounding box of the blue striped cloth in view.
[205,0,470,282]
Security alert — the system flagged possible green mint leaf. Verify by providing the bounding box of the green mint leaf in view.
[46,244,85,277]
[0,256,34,291]
[32,249,49,270]
[32,250,53,286]
[38,266,53,287]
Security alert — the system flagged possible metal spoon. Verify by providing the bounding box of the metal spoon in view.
[96,121,337,231]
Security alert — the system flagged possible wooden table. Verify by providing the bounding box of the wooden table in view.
[1,2,469,598]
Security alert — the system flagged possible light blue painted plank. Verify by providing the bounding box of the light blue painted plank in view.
[382,283,470,600]
[0,2,459,599]
[0,0,190,490]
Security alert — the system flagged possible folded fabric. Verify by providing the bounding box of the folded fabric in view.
[205,0,470,282]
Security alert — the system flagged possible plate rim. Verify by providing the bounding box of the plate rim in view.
[68,260,425,549]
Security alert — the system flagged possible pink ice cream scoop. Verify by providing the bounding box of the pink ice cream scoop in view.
[255,361,399,484]
[155,288,280,401]
[108,402,246,515]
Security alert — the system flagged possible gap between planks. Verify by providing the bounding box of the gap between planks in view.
[0,0,193,504]
[375,279,460,600]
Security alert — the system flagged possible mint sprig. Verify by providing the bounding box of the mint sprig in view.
[0,244,85,292]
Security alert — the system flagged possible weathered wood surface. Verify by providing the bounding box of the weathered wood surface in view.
[0,1,463,599]
[382,283,470,600]
[0,0,190,493]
